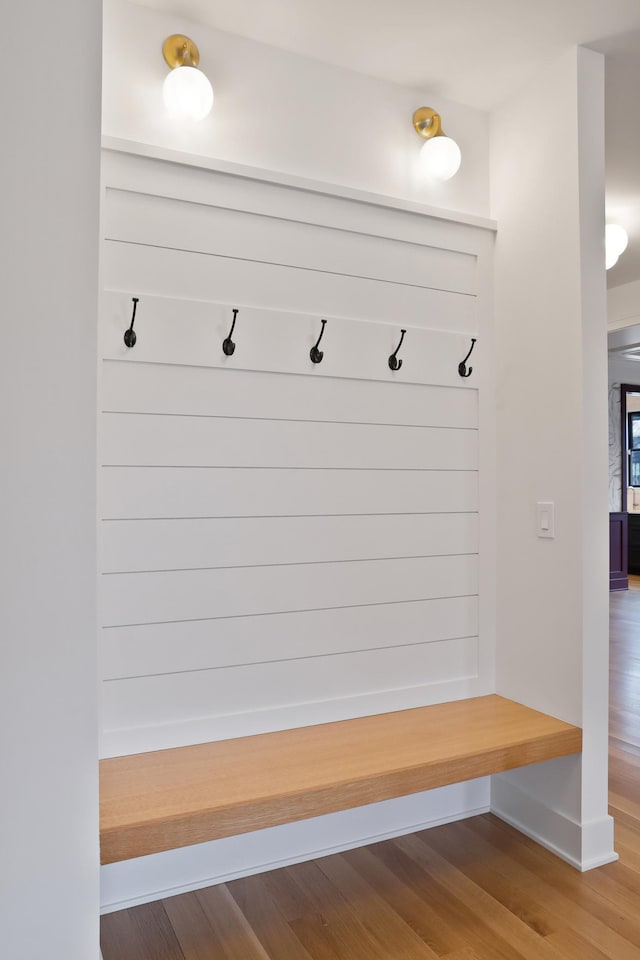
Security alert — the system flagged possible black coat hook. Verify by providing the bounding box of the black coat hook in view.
[310,319,327,364]
[124,297,139,348]
[222,308,239,356]
[388,328,406,371]
[458,338,477,378]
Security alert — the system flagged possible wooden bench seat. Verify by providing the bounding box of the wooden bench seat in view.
[99,694,582,864]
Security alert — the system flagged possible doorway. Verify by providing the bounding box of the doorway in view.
[612,384,640,588]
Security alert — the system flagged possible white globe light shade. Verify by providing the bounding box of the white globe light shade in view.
[419,136,462,181]
[163,66,214,121]
[605,223,628,260]
[605,247,619,270]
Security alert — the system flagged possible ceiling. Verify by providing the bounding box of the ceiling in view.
[137,0,640,287]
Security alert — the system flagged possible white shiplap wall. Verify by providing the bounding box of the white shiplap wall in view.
[98,148,494,762]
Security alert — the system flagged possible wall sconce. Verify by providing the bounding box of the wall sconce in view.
[605,224,628,270]
[412,107,461,181]
[162,34,214,122]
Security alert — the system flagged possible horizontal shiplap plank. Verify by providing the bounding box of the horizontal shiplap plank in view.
[101,555,477,627]
[102,635,479,732]
[103,150,494,254]
[102,244,476,333]
[100,467,478,519]
[101,513,478,573]
[101,595,478,679]
[101,414,477,470]
[102,360,478,428]
[104,189,477,296]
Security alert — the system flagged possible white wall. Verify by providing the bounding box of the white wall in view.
[102,0,490,218]
[609,354,640,384]
[608,278,640,329]
[491,47,614,869]
[0,1,101,958]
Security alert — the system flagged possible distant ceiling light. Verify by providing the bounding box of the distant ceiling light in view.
[162,34,214,122]
[412,107,462,182]
[605,224,628,270]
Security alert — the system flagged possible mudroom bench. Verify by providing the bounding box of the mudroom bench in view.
[99,693,582,864]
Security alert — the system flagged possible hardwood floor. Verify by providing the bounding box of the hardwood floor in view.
[610,575,640,752]
[101,585,640,960]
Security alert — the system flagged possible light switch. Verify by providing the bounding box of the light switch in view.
[536,501,555,539]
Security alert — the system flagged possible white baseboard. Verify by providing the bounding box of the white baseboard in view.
[491,775,617,871]
[100,779,489,913]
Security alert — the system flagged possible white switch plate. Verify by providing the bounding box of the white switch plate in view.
[536,501,555,538]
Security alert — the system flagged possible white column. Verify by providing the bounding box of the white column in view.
[0,1,102,957]
[490,46,614,869]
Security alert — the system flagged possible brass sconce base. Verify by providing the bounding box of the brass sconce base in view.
[412,107,444,140]
[162,34,200,69]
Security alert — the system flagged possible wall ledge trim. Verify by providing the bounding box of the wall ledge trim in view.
[102,136,497,233]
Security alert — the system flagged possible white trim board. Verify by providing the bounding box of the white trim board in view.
[102,136,498,233]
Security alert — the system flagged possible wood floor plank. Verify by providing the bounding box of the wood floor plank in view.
[611,805,640,869]
[100,901,185,960]
[448,817,640,960]
[542,928,616,960]
[393,832,563,960]
[377,839,534,960]
[610,790,640,821]
[163,883,271,960]
[467,816,640,951]
[261,859,391,960]
[226,873,316,960]
[341,842,471,956]
[422,821,555,937]
[285,914,375,960]
[352,841,525,960]
[315,852,442,959]
[442,951,484,960]
[606,836,640,874]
